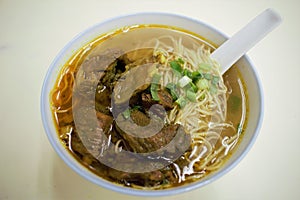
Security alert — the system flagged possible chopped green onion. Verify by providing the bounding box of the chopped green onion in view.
[196,79,209,90]
[122,108,131,119]
[166,83,179,100]
[131,105,142,111]
[189,82,198,92]
[151,73,161,101]
[170,90,179,100]
[186,90,197,102]
[212,76,220,85]
[166,82,176,90]
[199,93,206,100]
[199,63,212,71]
[170,60,183,76]
[210,84,218,94]
[204,73,212,80]
[177,58,185,64]
[178,75,192,88]
[152,73,161,84]
[151,85,160,101]
[183,69,193,79]
[175,96,187,108]
[191,71,203,81]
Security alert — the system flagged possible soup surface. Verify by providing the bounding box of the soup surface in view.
[51,25,247,189]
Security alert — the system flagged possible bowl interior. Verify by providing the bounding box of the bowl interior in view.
[41,12,263,196]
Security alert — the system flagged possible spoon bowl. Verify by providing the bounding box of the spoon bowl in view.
[212,8,282,74]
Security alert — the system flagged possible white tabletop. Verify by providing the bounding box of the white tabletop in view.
[1,0,299,199]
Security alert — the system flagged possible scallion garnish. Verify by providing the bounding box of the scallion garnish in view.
[191,71,203,81]
[204,73,212,80]
[183,69,193,79]
[178,75,192,88]
[170,60,183,76]
[177,57,185,64]
[188,82,198,92]
[212,75,220,85]
[166,82,179,100]
[210,84,218,94]
[150,85,160,101]
[152,73,161,84]
[196,79,209,90]
[199,63,212,71]
[150,73,161,101]
[122,108,131,119]
[164,57,222,109]
[175,96,187,108]
[186,89,197,102]
[131,105,142,111]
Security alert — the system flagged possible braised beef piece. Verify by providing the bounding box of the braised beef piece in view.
[130,109,151,126]
[96,111,114,133]
[81,49,129,73]
[71,128,179,187]
[106,167,178,187]
[137,123,190,154]
[114,83,189,154]
[116,110,191,154]
[141,92,155,108]
[129,88,174,111]
[93,52,131,114]
[71,119,180,187]
[72,107,114,155]
[71,48,192,187]
[94,87,112,115]
[157,89,174,110]
[75,49,128,91]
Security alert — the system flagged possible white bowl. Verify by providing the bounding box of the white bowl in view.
[41,12,263,196]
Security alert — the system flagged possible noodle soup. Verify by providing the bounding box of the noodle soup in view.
[50,25,248,189]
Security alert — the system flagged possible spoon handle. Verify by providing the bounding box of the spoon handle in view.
[211,8,282,74]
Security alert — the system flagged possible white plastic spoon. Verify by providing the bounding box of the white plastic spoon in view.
[211,8,282,74]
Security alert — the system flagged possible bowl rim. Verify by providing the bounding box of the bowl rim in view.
[40,11,264,197]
